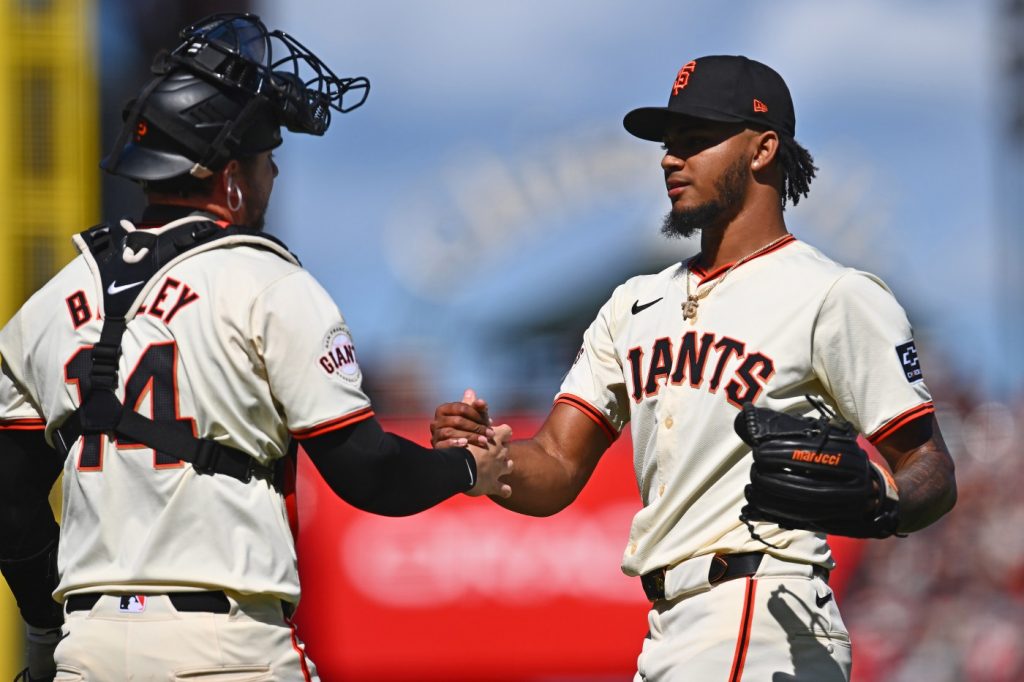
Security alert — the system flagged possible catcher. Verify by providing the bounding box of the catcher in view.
[431,55,957,681]
[0,13,515,681]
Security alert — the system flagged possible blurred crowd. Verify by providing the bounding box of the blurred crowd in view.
[844,379,1024,682]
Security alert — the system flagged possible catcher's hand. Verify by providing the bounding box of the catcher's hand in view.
[734,398,901,540]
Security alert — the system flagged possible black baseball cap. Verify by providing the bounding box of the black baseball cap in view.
[623,55,796,141]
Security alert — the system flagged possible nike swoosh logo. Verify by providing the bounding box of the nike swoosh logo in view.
[816,592,833,608]
[107,280,145,295]
[631,297,663,315]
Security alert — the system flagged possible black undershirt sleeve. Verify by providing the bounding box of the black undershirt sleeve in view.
[300,416,477,517]
[0,429,64,628]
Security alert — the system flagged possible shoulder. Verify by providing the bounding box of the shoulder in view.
[774,240,908,317]
[749,239,883,306]
[180,242,311,292]
[776,239,851,280]
[820,268,906,320]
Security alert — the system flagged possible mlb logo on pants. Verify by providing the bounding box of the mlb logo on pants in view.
[119,595,147,613]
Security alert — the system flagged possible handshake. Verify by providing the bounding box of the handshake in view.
[432,389,516,499]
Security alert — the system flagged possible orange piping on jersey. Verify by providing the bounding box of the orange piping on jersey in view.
[291,407,375,440]
[554,393,618,443]
[287,618,313,682]
[728,576,757,682]
[0,418,45,430]
[692,234,798,286]
[867,402,935,445]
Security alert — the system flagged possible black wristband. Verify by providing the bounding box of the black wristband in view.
[451,446,477,491]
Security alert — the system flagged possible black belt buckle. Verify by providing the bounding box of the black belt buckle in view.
[640,568,666,601]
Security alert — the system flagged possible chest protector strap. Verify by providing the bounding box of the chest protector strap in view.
[53,217,299,484]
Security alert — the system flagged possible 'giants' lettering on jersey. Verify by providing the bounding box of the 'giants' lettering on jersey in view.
[627,330,775,408]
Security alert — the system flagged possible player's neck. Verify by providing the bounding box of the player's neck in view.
[697,205,788,270]
[145,194,233,223]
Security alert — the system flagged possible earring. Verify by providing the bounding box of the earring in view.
[226,177,244,213]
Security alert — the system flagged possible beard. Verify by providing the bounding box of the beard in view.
[661,157,748,240]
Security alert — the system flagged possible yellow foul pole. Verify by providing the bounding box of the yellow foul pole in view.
[0,0,96,676]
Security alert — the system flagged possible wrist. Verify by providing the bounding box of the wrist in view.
[458,447,478,492]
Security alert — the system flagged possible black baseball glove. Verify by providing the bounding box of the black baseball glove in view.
[734,398,901,540]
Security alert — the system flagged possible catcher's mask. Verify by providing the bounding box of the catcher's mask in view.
[102,12,370,182]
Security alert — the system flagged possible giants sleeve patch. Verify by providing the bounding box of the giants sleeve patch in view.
[895,341,923,383]
[318,325,362,384]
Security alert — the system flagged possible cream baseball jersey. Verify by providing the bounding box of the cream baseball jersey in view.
[0,215,374,602]
[557,236,933,577]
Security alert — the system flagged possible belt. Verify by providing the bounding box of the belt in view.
[640,552,829,602]
[65,591,231,614]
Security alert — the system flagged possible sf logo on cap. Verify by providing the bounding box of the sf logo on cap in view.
[672,61,697,95]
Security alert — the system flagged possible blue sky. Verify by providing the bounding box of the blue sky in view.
[259,0,1017,407]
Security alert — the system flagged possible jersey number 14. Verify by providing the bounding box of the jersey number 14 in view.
[64,341,196,471]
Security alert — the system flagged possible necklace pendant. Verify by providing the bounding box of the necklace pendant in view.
[682,297,699,323]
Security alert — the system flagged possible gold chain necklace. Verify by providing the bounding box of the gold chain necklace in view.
[682,234,790,324]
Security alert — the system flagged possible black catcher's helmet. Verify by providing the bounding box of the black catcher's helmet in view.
[102,13,370,182]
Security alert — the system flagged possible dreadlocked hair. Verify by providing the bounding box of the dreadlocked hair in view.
[776,135,817,209]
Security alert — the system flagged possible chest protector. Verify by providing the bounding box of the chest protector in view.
[53,215,299,484]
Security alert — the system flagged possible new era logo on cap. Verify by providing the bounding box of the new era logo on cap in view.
[624,55,796,142]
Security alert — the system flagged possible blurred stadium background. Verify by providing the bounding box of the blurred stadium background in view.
[1,0,1022,679]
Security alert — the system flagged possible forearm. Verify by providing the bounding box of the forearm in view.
[491,438,585,517]
[303,418,476,517]
[893,445,957,533]
[875,414,957,534]
[430,400,610,516]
